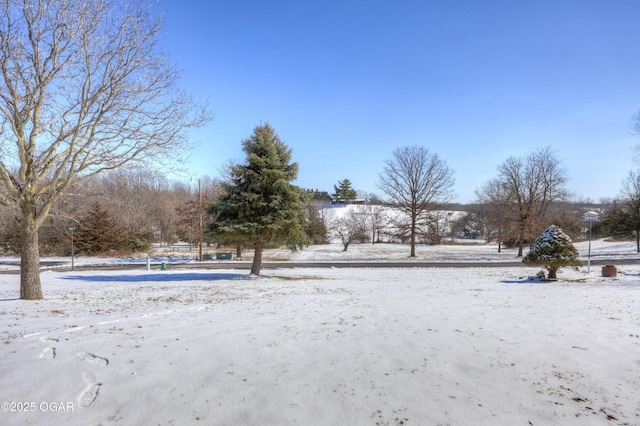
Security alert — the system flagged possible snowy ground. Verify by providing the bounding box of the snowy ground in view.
[0,240,639,425]
[1,238,637,270]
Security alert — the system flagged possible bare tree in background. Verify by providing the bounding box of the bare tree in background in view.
[474,179,513,252]
[377,146,455,257]
[620,169,640,253]
[630,112,640,164]
[331,207,367,251]
[478,146,568,257]
[365,202,386,244]
[0,0,210,299]
[99,171,159,243]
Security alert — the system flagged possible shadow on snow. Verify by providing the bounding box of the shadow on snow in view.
[62,272,248,283]
[501,278,550,285]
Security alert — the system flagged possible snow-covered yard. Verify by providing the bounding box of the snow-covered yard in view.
[0,240,638,425]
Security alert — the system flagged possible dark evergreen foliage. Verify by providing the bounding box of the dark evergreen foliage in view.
[332,179,358,203]
[601,201,634,240]
[75,202,127,255]
[306,189,332,203]
[208,123,309,275]
[548,211,582,241]
[305,203,329,244]
[1,223,21,254]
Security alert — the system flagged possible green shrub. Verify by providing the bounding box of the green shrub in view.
[523,225,581,279]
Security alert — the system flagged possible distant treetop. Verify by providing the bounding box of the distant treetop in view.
[332,179,358,203]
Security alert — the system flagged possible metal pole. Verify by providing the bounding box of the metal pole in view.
[587,221,592,273]
[583,212,598,275]
[198,179,203,262]
[71,229,74,271]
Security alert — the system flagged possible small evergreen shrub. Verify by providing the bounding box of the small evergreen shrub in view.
[523,225,581,279]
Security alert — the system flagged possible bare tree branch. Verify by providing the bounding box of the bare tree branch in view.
[479,146,568,257]
[377,146,455,257]
[0,0,211,299]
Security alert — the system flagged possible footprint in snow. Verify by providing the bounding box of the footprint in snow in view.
[40,347,56,360]
[76,351,109,366]
[78,373,102,408]
[39,337,58,360]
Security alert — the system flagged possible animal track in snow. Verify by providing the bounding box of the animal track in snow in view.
[76,351,109,366]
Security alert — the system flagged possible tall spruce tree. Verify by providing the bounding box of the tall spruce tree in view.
[75,201,126,255]
[208,124,309,275]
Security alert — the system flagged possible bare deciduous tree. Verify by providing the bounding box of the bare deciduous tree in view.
[474,180,514,251]
[99,170,159,242]
[0,0,210,299]
[365,202,386,244]
[478,146,568,257]
[331,207,367,251]
[620,169,640,253]
[377,146,455,257]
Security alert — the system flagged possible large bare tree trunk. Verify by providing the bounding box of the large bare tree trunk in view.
[517,224,525,257]
[250,240,264,276]
[410,218,417,257]
[20,213,43,300]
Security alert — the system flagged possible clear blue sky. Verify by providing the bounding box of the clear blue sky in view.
[158,0,640,203]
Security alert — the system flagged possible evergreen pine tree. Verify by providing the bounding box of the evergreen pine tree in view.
[523,224,581,279]
[208,123,309,275]
[332,179,358,203]
[305,202,329,244]
[602,201,633,239]
[309,189,332,204]
[75,201,126,255]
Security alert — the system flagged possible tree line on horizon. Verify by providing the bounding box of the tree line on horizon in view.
[0,123,637,261]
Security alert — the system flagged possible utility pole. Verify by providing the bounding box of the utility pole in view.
[199,179,203,262]
[69,226,75,271]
